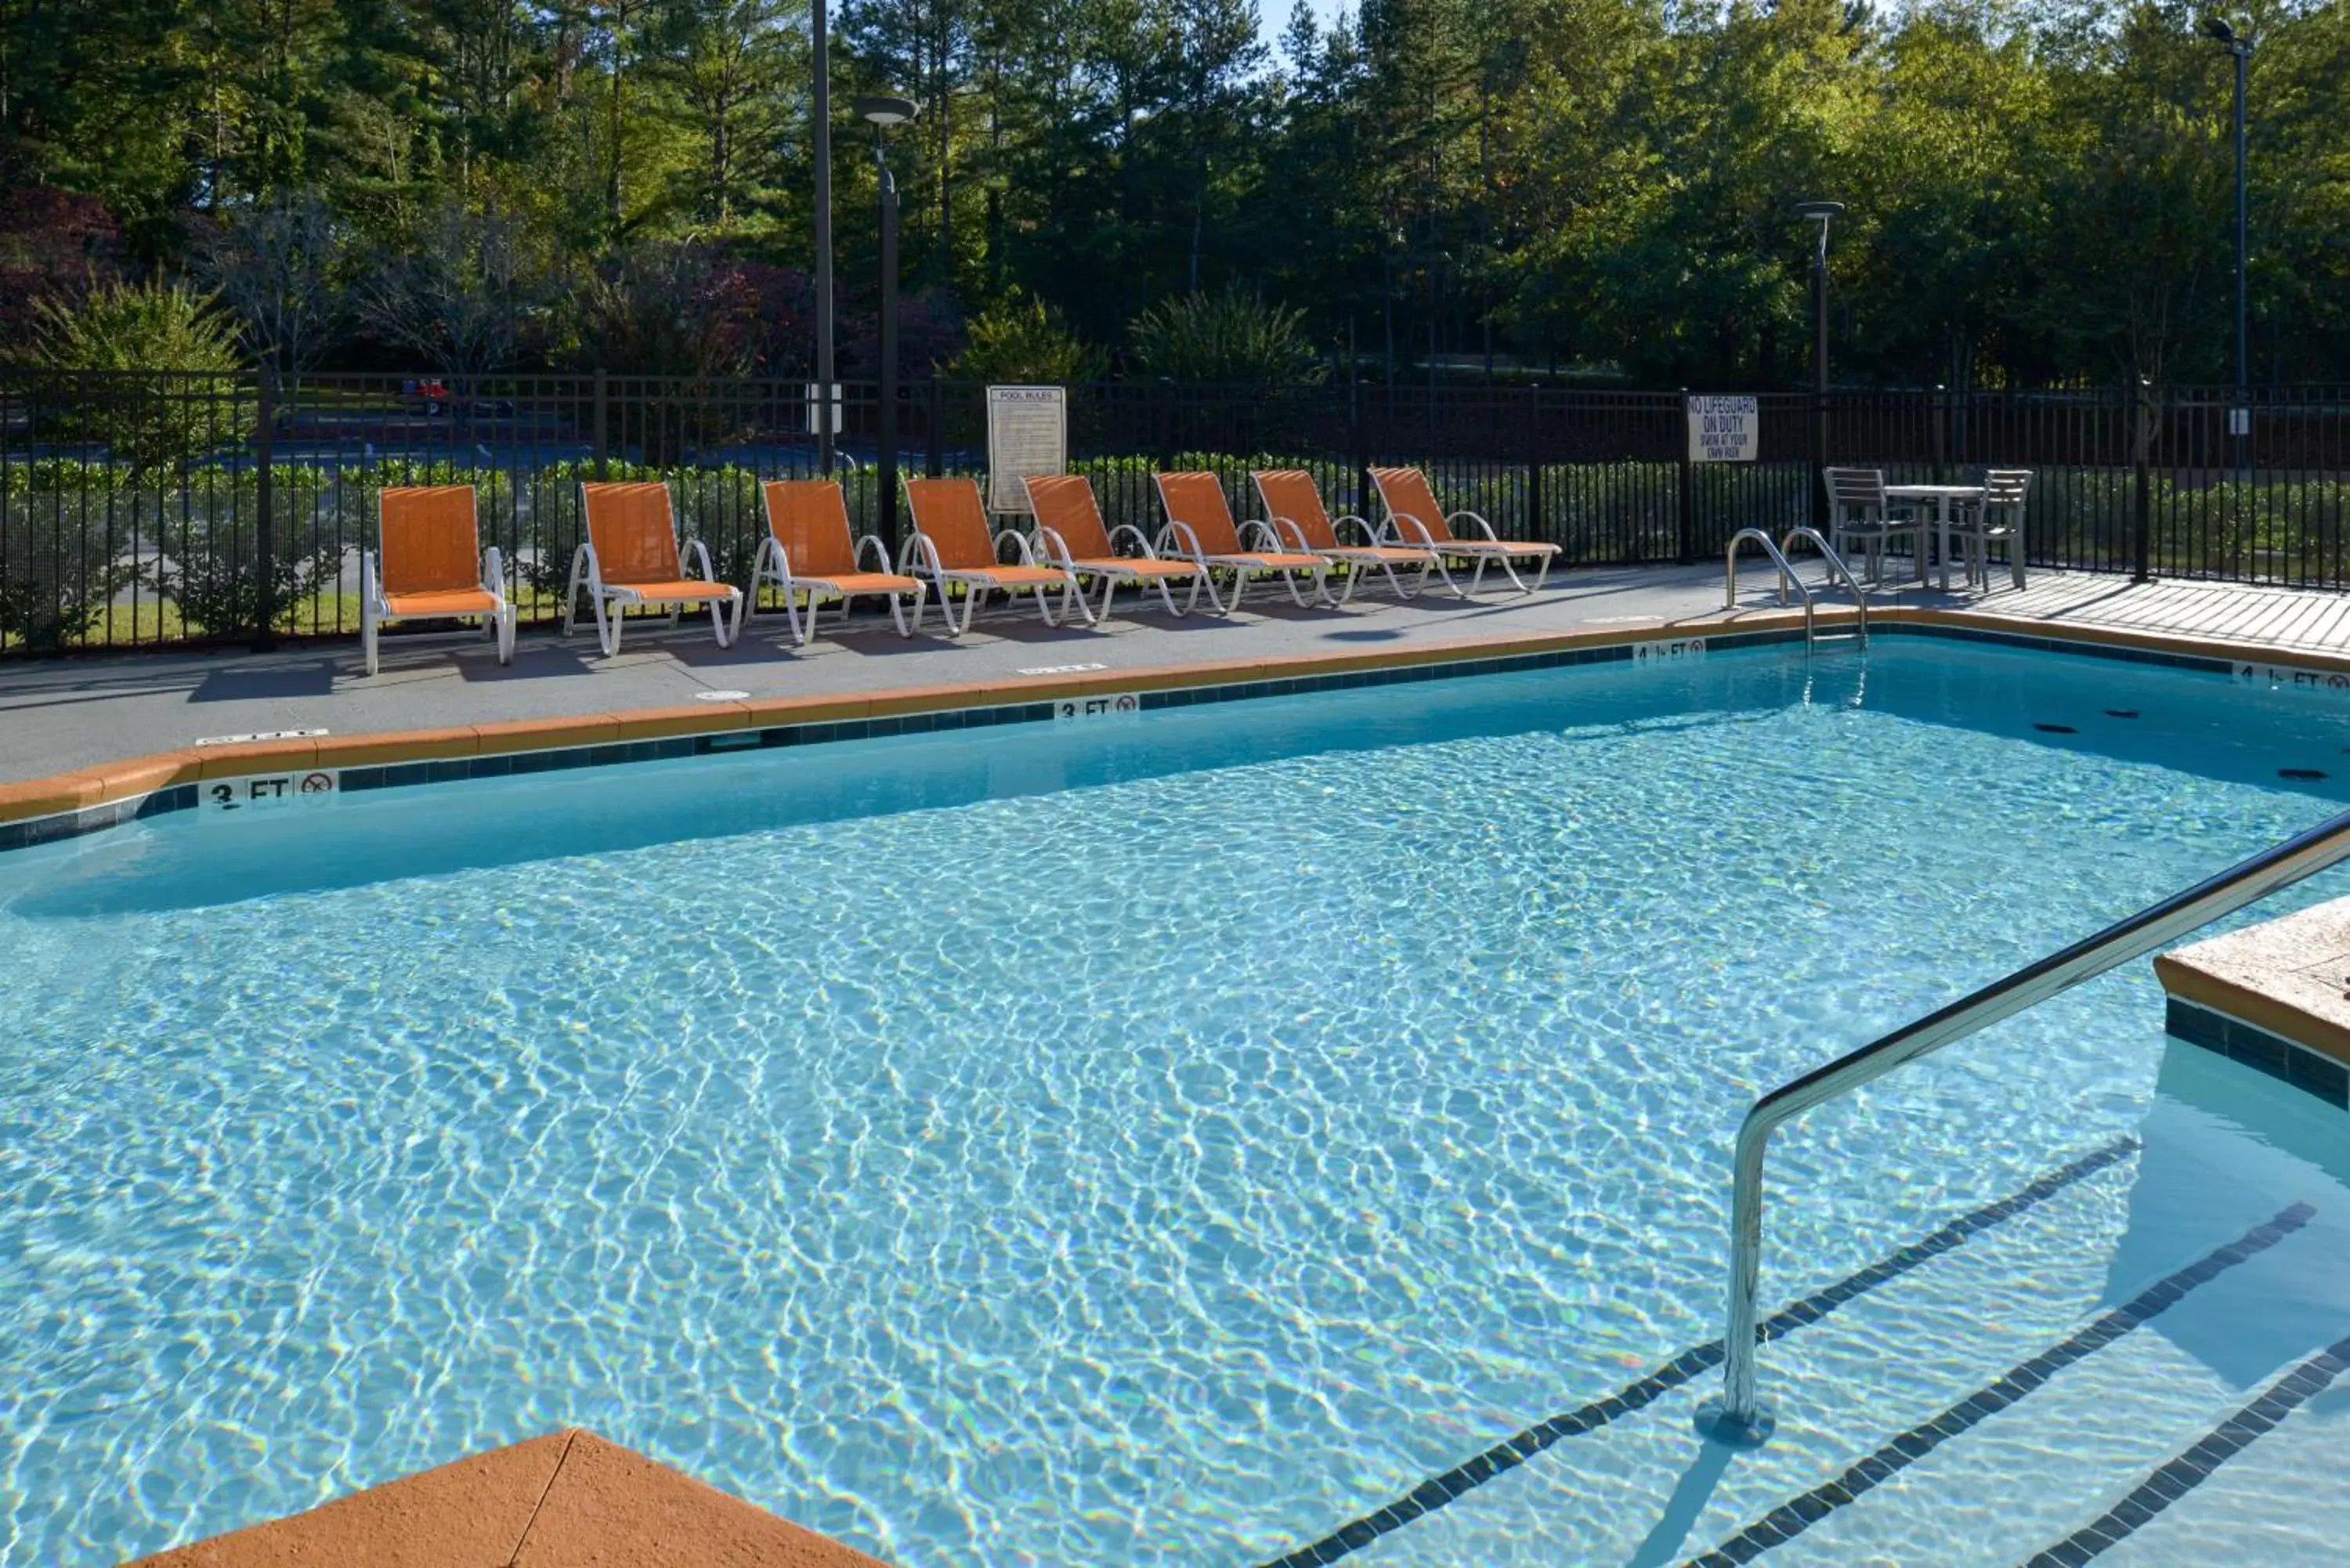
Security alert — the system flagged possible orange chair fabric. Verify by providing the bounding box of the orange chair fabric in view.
[761,480,862,579]
[381,486,486,595]
[1158,472,1324,569]
[1251,470,1340,550]
[1029,475,1198,580]
[903,478,1006,571]
[1368,467,1459,543]
[582,482,689,585]
[1027,475,1117,558]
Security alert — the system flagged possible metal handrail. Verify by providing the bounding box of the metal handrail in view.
[1779,526,1867,647]
[1703,804,2350,1446]
[1724,529,1814,645]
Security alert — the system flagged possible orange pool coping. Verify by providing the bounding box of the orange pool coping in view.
[121,1429,887,1568]
[2,605,2341,832]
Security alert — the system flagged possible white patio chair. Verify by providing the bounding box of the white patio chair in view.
[1949,469,2031,591]
[1822,468,1921,586]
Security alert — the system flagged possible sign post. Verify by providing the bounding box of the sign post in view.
[985,385,1068,515]
[1687,395,1759,464]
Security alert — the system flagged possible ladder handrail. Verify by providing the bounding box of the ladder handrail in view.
[1778,526,1867,647]
[1706,804,2350,1445]
[1724,529,1813,645]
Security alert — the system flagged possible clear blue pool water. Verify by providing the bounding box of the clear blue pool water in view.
[2,638,2348,1567]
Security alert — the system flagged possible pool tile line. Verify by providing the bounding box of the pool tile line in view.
[1677,1201,2317,1568]
[2164,997,2350,1111]
[2015,1326,2350,1566]
[0,612,2319,858]
[1253,1136,2141,1568]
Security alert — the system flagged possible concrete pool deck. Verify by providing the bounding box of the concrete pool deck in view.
[2,564,2347,803]
[124,1429,886,1568]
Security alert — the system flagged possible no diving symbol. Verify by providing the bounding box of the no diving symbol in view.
[298,772,335,795]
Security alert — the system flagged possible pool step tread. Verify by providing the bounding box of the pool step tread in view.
[1251,1136,2141,1568]
[2012,1326,2350,1566]
[1674,1201,2316,1567]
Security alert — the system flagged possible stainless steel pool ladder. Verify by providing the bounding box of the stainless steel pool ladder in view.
[1723,528,1867,649]
[1701,803,2350,1447]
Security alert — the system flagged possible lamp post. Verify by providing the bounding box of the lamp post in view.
[812,0,833,475]
[2200,15,2251,470]
[857,94,918,555]
[1794,201,1844,526]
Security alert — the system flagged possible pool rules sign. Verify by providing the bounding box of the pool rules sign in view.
[1687,395,1759,462]
[985,385,1068,513]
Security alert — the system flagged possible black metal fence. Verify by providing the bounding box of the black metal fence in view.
[2,370,2344,653]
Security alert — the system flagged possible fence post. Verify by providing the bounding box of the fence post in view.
[1350,374,1368,516]
[1932,385,1948,483]
[592,367,609,480]
[1676,390,1695,564]
[1524,385,1544,545]
[2132,377,2154,583]
[253,369,277,651]
[926,377,943,478]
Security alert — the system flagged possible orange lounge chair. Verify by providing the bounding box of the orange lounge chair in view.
[566,481,743,656]
[1152,471,1329,613]
[899,477,1086,636]
[1026,473,1205,620]
[360,485,515,675]
[751,479,925,643]
[1251,468,1455,603]
[1368,466,1559,594]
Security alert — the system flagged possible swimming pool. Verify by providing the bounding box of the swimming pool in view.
[2,634,2348,1566]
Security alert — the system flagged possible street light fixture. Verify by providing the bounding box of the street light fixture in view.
[2200,15,2251,468]
[1794,201,1845,525]
[858,94,920,554]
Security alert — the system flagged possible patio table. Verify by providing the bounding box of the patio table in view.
[1884,483,1987,591]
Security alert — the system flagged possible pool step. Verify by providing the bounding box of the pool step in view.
[1251,1138,2142,1568]
[1674,1203,2313,1567]
[2016,1328,2350,1565]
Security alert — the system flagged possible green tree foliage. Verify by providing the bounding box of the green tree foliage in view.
[30,280,246,469]
[0,0,2345,385]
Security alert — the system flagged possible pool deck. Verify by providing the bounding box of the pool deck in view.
[2,564,2346,794]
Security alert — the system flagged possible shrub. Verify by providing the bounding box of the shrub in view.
[156,464,333,637]
[1129,288,1325,385]
[29,280,246,471]
[952,296,1106,385]
[0,461,143,650]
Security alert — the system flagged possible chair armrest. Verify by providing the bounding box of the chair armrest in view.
[481,546,506,598]
[1264,515,1311,552]
[1159,521,1203,561]
[1240,518,1284,553]
[1448,508,1499,541]
[1390,511,1438,546]
[855,534,893,573]
[995,527,1042,567]
[361,550,382,610]
[1109,523,1159,558]
[1036,525,1075,569]
[898,531,944,578]
[681,537,721,583]
[1332,512,1379,547]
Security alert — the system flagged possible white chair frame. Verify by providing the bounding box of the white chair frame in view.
[1035,519,1207,620]
[1375,500,1554,594]
[896,525,1089,637]
[747,531,922,644]
[562,534,741,656]
[358,545,514,677]
[1152,515,1330,614]
[1262,508,1452,604]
